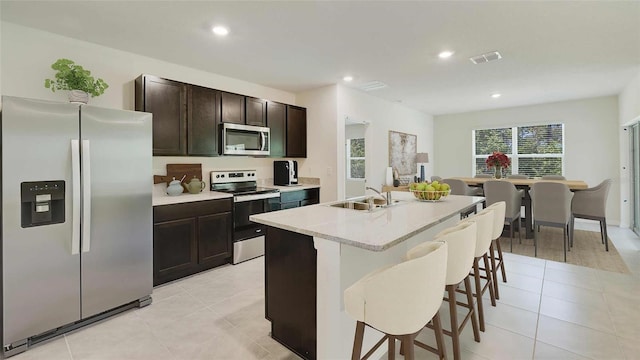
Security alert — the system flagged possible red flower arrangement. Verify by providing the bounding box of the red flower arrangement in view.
[486,151,511,169]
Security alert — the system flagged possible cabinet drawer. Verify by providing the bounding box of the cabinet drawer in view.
[154,198,233,223]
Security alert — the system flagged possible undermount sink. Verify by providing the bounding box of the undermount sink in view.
[328,198,405,211]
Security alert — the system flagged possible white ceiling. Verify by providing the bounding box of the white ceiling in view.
[2,1,639,115]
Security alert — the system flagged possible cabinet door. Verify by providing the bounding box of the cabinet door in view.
[153,218,197,286]
[220,91,245,124]
[286,106,307,158]
[267,102,286,158]
[139,76,187,156]
[246,97,267,127]
[280,201,300,210]
[198,211,232,266]
[188,85,220,156]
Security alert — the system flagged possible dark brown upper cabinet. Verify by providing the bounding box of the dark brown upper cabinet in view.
[135,75,187,156]
[287,105,307,158]
[246,97,267,127]
[267,101,286,158]
[220,91,245,124]
[188,85,220,156]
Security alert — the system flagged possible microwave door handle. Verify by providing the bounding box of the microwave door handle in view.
[260,132,266,151]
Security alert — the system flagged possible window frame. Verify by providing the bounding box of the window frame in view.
[472,123,565,177]
[346,137,366,180]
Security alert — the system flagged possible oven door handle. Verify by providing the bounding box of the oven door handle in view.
[234,192,280,202]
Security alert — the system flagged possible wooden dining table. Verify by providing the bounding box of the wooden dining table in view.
[453,177,589,239]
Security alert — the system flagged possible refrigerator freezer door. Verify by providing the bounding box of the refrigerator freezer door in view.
[79,106,152,318]
[1,96,81,345]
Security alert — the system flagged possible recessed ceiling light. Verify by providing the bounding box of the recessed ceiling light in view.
[343,76,354,82]
[438,51,454,59]
[491,93,501,98]
[212,26,229,36]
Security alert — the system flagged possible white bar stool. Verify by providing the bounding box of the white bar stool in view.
[408,221,480,360]
[460,208,497,332]
[344,241,448,360]
[486,201,507,299]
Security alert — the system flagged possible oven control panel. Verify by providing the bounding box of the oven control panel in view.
[210,170,257,184]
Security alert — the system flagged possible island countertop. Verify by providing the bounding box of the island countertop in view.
[250,192,484,251]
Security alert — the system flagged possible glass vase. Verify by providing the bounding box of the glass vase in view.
[494,166,502,179]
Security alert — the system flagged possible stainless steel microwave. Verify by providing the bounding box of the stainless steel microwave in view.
[222,123,270,156]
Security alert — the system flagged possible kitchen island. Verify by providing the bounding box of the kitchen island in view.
[250,192,485,360]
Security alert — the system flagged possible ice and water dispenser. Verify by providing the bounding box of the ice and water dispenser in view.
[21,181,65,227]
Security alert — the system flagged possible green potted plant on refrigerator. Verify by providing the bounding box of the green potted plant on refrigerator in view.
[44,58,109,104]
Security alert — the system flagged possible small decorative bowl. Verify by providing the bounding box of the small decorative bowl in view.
[409,189,451,202]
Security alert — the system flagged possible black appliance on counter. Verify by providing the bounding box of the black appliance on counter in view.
[210,170,279,264]
[273,160,298,186]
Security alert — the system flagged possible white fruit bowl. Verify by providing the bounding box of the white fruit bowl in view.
[409,189,451,202]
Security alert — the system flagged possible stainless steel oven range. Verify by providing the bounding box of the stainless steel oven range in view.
[210,170,279,264]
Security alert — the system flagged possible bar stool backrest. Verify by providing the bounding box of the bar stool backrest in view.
[431,221,477,286]
[345,241,448,335]
[464,209,495,257]
[486,201,506,240]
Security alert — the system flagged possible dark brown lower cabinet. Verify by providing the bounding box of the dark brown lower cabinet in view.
[265,227,317,360]
[268,188,319,211]
[153,199,232,286]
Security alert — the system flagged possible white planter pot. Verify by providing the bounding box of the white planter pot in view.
[68,90,89,104]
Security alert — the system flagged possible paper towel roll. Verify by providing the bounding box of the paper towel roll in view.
[385,167,393,186]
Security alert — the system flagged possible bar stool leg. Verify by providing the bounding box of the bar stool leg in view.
[483,253,496,307]
[447,285,461,360]
[432,312,447,360]
[402,333,416,360]
[489,243,499,300]
[495,239,507,282]
[388,336,395,360]
[352,321,365,360]
[472,258,486,332]
[464,276,481,343]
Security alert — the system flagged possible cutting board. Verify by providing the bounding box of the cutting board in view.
[154,163,203,193]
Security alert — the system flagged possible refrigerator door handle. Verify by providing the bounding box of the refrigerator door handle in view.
[81,140,91,253]
[71,140,81,255]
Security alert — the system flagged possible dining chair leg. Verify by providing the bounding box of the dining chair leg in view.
[563,226,567,262]
[509,220,514,252]
[565,224,571,252]
[518,215,522,243]
[483,253,496,306]
[489,243,500,300]
[352,321,365,360]
[472,258,485,332]
[569,215,574,248]
[533,221,537,257]
[602,218,609,251]
[432,312,447,360]
[599,220,605,244]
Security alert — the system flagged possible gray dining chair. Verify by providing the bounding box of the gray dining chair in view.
[530,182,573,262]
[475,174,493,178]
[443,178,483,217]
[570,179,612,251]
[541,175,566,180]
[431,175,443,182]
[483,180,522,250]
[507,174,529,179]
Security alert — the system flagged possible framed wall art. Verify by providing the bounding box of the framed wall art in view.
[388,130,417,175]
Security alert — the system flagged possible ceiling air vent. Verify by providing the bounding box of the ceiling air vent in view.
[469,51,502,64]
[355,80,388,91]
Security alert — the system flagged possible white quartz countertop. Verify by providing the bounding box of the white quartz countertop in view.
[249,192,484,251]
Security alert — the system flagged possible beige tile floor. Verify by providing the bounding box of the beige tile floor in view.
[12,221,640,360]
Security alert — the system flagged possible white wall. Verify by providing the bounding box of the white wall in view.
[296,85,338,202]
[337,85,434,199]
[618,70,640,227]
[434,95,621,224]
[1,21,303,183]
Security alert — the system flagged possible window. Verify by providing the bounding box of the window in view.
[347,138,365,179]
[473,124,564,177]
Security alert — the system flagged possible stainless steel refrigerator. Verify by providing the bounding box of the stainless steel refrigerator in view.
[1,96,153,357]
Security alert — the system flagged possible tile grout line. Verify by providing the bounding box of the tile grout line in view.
[530,259,547,360]
[63,335,75,360]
